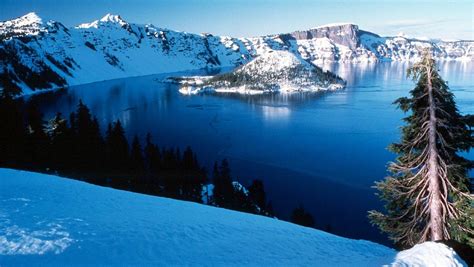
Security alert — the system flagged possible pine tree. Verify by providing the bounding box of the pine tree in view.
[213,159,234,207]
[181,146,205,202]
[248,179,266,211]
[105,120,129,177]
[266,201,275,217]
[74,101,101,170]
[0,94,26,165]
[369,51,473,248]
[291,205,315,228]
[104,123,114,169]
[182,146,196,171]
[25,102,49,167]
[90,117,105,171]
[144,133,161,188]
[130,135,145,186]
[159,147,180,196]
[49,112,73,170]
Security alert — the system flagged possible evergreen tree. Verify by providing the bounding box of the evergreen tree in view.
[266,201,275,217]
[130,135,145,186]
[0,94,26,165]
[232,187,254,212]
[369,51,473,248]
[212,161,219,183]
[144,133,161,188]
[25,102,49,167]
[248,179,266,210]
[181,146,205,202]
[105,120,129,174]
[76,100,92,137]
[213,159,234,207]
[69,111,77,134]
[89,117,105,171]
[182,146,197,171]
[48,112,73,170]
[104,123,113,168]
[72,101,104,171]
[160,147,180,196]
[291,205,315,228]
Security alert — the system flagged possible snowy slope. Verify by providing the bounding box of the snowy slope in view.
[0,13,473,95]
[0,168,467,266]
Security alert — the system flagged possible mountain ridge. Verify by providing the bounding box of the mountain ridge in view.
[0,12,473,95]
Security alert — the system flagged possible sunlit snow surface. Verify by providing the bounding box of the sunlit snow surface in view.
[0,169,466,266]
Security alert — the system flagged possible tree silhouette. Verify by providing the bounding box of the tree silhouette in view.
[49,112,73,170]
[130,135,145,187]
[291,205,315,228]
[213,159,235,207]
[24,102,49,167]
[0,95,26,165]
[0,100,276,222]
[248,179,266,210]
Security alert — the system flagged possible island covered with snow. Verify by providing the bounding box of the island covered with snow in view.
[172,50,345,95]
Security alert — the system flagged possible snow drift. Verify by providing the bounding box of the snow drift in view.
[0,168,467,266]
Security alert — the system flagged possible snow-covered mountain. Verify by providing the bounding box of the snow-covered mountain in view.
[0,168,468,266]
[177,50,345,95]
[0,13,473,95]
[0,12,45,39]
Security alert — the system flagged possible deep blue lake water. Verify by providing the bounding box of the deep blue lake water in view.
[27,61,474,246]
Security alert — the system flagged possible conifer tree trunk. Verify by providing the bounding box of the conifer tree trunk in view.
[426,63,443,241]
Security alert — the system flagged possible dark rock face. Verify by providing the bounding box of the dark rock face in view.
[281,24,360,49]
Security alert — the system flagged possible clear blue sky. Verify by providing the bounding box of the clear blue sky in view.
[0,0,472,40]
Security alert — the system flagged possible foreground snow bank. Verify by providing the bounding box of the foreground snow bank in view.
[391,242,466,267]
[0,169,467,266]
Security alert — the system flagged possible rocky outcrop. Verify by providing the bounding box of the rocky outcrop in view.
[281,23,360,49]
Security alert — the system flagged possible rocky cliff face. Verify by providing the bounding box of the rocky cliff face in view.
[0,13,473,95]
[281,23,360,49]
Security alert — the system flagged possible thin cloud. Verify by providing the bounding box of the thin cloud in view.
[371,18,470,40]
[385,19,450,29]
